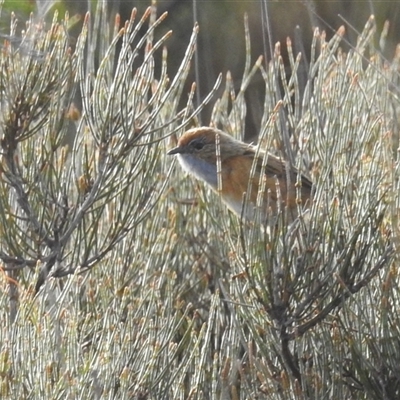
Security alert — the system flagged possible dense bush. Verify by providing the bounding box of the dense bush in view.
[0,3,399,399]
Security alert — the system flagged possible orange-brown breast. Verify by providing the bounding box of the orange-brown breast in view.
[218,152,312,218]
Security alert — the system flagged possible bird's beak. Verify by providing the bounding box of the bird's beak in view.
[167,146,183,155]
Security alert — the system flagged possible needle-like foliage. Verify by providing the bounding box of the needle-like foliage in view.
[0,4,399,400]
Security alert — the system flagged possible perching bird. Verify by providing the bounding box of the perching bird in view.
[168,127,312,223]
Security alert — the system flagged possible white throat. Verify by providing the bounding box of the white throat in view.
[177,154,218,189]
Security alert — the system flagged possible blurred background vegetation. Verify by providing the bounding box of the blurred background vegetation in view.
[0,0,400,399]
[4,0,400,138]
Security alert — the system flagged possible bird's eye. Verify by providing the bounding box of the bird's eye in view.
[190,139,205,150]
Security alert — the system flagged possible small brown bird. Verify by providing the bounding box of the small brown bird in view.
[168,127,312,223]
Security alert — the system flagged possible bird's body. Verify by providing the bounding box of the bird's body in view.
[168,127,312,222]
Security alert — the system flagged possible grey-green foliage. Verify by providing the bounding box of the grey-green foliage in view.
[0,6,211,293]
[0,4,399,400]
[209,16,399,399]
